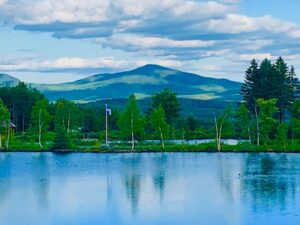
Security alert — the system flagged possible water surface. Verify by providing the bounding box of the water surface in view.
[0,152,299,225]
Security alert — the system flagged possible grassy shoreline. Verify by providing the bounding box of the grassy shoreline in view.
[2,141,300,153]
[2,147,300,153]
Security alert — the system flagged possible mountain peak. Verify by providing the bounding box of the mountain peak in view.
[134,64,171,72]
[0,74,20,86]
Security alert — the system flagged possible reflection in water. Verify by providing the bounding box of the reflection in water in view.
[121,154,142,214]
[0,154,12,204]
[33,154,50,210]
[0,153,300,225]
[216,154,236,203]
[152,155,167,202]
[241,154,297,213]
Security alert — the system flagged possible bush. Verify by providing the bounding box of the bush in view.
[52,126,71,149]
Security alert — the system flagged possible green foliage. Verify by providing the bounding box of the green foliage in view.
[1,75,300,152]
[235,103,251,140]
[54,99,81,131]
[291,100,300,138]
[150,88,181,124]
[31,99,51,149]
[150,105,169,149]
[52,125,71,149]
[0,82,45,131]
[277,123,288,150]
[118,95,145,149]
[0,100,10,149]
[241,57,298,121]
[256,98,279,144]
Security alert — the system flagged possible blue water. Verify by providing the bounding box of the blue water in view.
[0,152,299,225]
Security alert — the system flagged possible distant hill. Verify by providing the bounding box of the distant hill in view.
[0,74,20,87]
[1,65,242,117]
[31,64,242,102]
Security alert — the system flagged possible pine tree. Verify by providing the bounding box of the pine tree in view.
[241,57,299,122]
[273,57,290,122]
[241,59,259,112]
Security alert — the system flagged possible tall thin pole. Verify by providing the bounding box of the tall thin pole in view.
[105,104,108,146]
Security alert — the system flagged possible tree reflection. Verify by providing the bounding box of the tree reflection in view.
[0,154,12,204]
[241,154,297,213]
[216,154,235,202]
[32,153,50,210]
[121,154,142,214]
[216,153,298,213]
[152,154,167,202]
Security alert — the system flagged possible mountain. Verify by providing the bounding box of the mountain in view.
[32,64,242,102]
[0,74,20,87]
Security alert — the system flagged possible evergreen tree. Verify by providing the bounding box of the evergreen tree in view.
[150,105,169,149]
[241,57,298,122]
[0,82,44,131]
[241,59,259,112]
[118,95,145,150]
[273,57,291,121]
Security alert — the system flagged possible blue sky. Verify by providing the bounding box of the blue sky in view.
[1,0,300,84]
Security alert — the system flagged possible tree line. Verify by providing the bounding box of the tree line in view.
[0,57,299,151]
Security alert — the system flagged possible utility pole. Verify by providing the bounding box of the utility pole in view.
[105,104,108,147]
[105,104,112,147]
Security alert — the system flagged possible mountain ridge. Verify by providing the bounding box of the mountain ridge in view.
[0,64,242,103]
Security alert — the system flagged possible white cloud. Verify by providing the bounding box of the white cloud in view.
[237,53,274,61]
[0,57,127,71]
[102,34,215,51]
[1,0,300,83]
[207,14,297,34]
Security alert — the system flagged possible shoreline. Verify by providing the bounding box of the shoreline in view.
[1,149,300,153]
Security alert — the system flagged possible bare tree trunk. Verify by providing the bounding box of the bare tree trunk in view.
[214,112,219,151]
[159,126,164,149]
[38,108,43,149]
[248,126,251,143]
[0,133,2,149]
[6,122,10,150]
[214,112,226,152]
[255,105,260,146]
[22,113,25,135]
[292,128,294,151]
[218,116,226,151]
[131,112,134,151]
[67,110,71,133]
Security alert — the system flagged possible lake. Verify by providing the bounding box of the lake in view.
[0,152,299,225]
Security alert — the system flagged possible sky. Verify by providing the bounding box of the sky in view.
[1,0,300,84]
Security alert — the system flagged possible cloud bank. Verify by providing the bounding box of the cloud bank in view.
[0,0,300,82]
